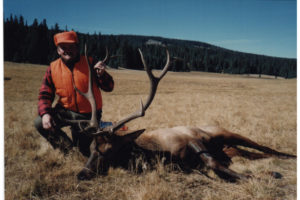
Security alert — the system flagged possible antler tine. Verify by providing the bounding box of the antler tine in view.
[101,47,109,63]
[109,48,171,133]
[158,49,170,79]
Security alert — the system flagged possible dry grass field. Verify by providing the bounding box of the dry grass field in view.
[4,61,296,200]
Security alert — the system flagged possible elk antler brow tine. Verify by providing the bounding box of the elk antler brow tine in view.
[110,48,171,133]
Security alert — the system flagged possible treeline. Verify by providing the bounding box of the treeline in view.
[4,15,297,78]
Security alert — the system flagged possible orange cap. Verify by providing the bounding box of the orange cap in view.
[53,31,79,46]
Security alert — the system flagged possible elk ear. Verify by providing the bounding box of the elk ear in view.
[122,129,146,142]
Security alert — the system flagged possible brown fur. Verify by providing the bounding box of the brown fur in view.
[77,125,296,181]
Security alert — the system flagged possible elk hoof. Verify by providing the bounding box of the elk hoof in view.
[269,171,283,179]
[77,170,95,181]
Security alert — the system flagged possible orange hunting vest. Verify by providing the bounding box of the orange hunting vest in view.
[51,56,102,113]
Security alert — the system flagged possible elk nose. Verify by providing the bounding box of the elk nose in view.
[77,170,95,181]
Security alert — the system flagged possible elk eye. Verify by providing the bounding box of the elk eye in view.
[96,136,106,143]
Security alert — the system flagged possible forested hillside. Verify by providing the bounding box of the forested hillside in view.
[4,15,296,78]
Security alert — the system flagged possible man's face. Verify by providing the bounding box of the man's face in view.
[57,43,79,64]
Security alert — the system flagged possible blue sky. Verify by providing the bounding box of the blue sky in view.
[3,0,297,58]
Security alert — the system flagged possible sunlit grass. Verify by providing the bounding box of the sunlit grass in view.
[4,61,296,200]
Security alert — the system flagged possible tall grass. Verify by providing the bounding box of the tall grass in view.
[4,62,296,200]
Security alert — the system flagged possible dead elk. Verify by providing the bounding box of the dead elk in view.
[69,46,296,181]
[80,125,296,181]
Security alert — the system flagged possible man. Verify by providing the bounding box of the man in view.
[34,31,114,157]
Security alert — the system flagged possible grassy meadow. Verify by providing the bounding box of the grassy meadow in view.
[4,61,297,200]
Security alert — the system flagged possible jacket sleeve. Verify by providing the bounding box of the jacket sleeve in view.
[96,71,114,92]
[38,66,56,116]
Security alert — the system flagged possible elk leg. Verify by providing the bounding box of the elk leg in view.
[223,146,272,160]
[214,132,296,158]
[188,141,248,181]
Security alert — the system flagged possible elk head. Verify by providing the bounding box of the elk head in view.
[68,44,170,180]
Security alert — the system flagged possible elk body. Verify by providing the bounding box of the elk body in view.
[71,45,296,181]
[78,125,295,181]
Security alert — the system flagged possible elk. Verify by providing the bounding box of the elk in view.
[69,45,296,182]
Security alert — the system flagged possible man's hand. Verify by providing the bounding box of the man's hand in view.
[42,113,55,131]
[94,61,106,77]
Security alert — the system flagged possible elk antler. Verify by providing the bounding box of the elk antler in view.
[65,44,109,132]
[66,45,170,135]
[108,48,170,133]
